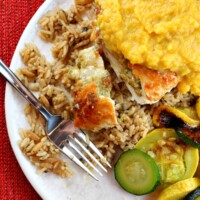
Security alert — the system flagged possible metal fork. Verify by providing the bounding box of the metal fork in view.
[0,60,111,180]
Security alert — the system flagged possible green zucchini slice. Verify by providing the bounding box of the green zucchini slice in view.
[114,149,160,195]
[175,127,200,148]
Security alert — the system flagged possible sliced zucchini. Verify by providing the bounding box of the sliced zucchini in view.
[114,149,160,195]
[135,128,199,184]
[175,127,200,148]
[157,178,200,200]
[184,187,200,200]
[152,104,200,148]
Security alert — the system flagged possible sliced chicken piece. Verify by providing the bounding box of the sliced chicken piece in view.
[69,46,118,131]
[131,64,179,102]
[69,46,112,97]
[73,82,118,131]
[103,47,179,104]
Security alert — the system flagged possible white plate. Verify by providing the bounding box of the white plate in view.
[5,0,156,199]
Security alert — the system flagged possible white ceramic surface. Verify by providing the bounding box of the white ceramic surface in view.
[5,1,155,199]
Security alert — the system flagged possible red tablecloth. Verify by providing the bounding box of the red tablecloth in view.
[0,1,45,199]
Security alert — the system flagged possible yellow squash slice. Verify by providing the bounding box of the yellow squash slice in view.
[157,178,200,200]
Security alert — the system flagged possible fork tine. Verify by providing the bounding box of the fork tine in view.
[73,136,108,173]
[61,146,99,181]
[67,139,103,177]
[76,131,112,168]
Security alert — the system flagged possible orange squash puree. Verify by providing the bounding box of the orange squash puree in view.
[96,0,200,96]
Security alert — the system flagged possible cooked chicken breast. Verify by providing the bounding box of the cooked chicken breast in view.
[69,46,118,131]
[73,82,118,131]
[131,64,179,102]
[103,47,179,104]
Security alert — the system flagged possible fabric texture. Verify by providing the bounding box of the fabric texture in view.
[0,1,45,199]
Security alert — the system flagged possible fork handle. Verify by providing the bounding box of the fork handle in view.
[0,60,52,121]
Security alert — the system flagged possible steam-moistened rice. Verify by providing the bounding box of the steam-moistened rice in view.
[17,1,196,177]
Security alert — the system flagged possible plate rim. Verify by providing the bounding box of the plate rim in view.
[5,0,55,199]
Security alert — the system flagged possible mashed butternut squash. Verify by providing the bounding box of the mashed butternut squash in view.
[96,0,200,96]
